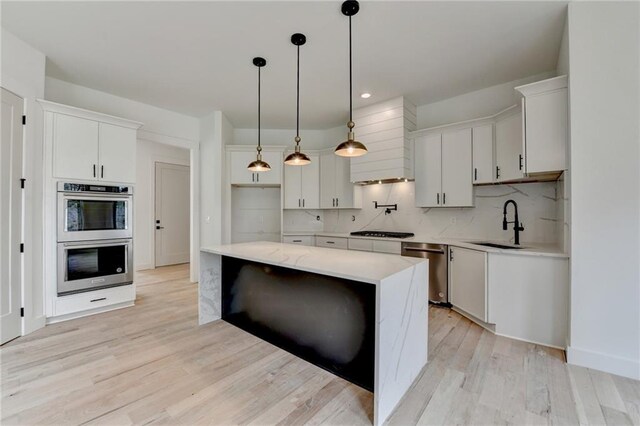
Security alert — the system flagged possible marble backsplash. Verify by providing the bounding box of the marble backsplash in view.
[284,181,563,246]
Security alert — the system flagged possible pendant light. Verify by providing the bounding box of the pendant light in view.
[248,57,271,172]
[335,0,367,158]
[284,33,311,166]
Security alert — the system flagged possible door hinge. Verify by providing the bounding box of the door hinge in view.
[20,307,24,317]
[22,115,26,125]
[20,178,26,189]
[20,243,24,253]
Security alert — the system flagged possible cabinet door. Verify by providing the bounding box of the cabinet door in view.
[449,247,487,321]
[495,111,524,182]
[300,154,320,209]
[255,151,282,185]
[524,89,567,174]
[230,151,257,185]
[53,114,99,181]
[334,155,353,208]
[319,152,336,208]
[98,123,136,183]
[442,129,473,207]
[472,124,494,184]
[283,163,302,209]
[414,134,442,207]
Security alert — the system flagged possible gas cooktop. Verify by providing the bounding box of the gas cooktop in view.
[350,231,415,239]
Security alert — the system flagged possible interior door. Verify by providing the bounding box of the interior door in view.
[283,162,302,209]
[1,88,23,344]
[99,123,136,183]
[442,128,473,207]
[53,113,99,181]
[300,154,320,209]
[319,152,336,208]
[155,162,190,267]
[415,133,442,207]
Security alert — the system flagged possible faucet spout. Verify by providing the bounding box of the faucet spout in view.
[502,199,525,245]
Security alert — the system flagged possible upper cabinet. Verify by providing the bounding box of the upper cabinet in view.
[495,105,525,183]
[515,75,568,175]
[415,128,473,207]
[320,151,362,209]
[229,149,282,186]
[350,97,416,183]
[472,124,494,184]
[41,100,142,184]
[284,153,319,209]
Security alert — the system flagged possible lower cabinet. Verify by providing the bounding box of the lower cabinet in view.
[53,284,136,318]
[315,236,348,250]
[283,235,315,246]
[449,247,487,322]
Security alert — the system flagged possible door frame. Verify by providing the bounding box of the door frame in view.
[154,161,190,267]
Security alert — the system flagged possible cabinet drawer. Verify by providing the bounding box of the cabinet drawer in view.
[348,238,373,252]
[315,236,348,250]
[54,284,135,317]
[283,236,315,246]
[373,240,402,255]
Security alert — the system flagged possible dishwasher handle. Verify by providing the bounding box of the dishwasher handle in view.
[403,247,445,255]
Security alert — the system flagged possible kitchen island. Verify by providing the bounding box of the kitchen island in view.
[199,241,428,426]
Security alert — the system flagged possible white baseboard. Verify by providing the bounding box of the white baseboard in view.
[135,263,155,271]
[46,302,134,325]
[567,345,640,380]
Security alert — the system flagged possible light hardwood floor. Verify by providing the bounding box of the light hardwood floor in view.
[2,264,638,425]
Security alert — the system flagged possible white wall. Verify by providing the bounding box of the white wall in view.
[416,71,556,129]
[135,140,190,270]
[233,128,328,150]
[1,28,47,335]
[567,1,640,380]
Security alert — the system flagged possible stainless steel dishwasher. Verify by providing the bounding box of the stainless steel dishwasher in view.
[401,242,450,307]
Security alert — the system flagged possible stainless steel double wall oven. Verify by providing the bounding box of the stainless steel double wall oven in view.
[57,182,133,295]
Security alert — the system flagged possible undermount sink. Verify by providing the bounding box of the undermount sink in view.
[468,242,525,250]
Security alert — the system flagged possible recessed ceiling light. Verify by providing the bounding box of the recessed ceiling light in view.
[361,92,371,99]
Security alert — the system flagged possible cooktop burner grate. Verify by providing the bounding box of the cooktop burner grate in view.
[350,231,415,239]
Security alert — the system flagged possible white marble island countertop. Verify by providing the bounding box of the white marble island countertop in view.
[201,241,425,285]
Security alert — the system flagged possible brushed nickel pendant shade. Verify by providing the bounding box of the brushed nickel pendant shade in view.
[248,57,271,172]
[335,0,367,158]
[285,33,311,166]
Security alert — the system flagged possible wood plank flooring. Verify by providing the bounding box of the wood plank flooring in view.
[2,263,638,425]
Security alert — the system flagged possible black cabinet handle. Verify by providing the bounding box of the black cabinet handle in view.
[474,168,478,181]
[336,198,339,207]
[519,154,523,171]
[332,198,335,207]
[90,297,106,303]
[293,239,302,243]
[437,193,440,205]
[156,226,164,230]
[101,165,104,178]
[443,193,446,205]
[450,249,454,261]
[496,166,501,179]
[257,173,259,182]
[302,199,305,207]
[298,199,301,207]
[326,241,335,244]
[93,164,96,177]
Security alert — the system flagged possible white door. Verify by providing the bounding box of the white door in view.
[155,162,190,267]
[442,128,473,207]
[1,88,23,344]
[53,114,99,181]
[415,133,442,207]
[99,123,136,183]
[472,124,494,184]
[495,111,524,182]
[283,162,302,209]
[300,154,319,209]
[319,152,336,208]
[449,247,487,322]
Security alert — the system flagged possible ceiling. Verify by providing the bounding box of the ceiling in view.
[2,1,567,129]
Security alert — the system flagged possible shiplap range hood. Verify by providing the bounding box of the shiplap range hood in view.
[350,96,417,183]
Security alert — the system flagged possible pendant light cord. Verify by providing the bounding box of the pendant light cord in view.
[349,15,353,124]
[296,44,300,141]
[258,65,261,151]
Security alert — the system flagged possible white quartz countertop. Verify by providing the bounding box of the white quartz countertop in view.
[201,241,426,285]
[282,231,568,258]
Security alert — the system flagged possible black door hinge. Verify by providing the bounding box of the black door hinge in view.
[20,308,24,317]
[20,243,24,253]
[22,115,26,125]
[20,178,26,189]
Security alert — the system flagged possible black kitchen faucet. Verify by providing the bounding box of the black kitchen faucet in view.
[503,199,525,245]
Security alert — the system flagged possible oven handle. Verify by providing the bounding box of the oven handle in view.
[60,193,132,200]
[61,239,132,249]
[403,247,445,255]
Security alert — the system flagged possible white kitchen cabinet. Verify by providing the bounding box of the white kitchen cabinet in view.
[472,124,494,184]
[495,107,524,182]
[415,129,473,207]
[99,123,136,183]
[515,76,568,175]
[284,154,319,209]
[348,238,374,252]
[319,151,362,209]
[229,150,282,185]
[53,114,100,181]
[283,235,315,246]
[52,112,138,183]
[315,236,348,250]
[449,247,487,322]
